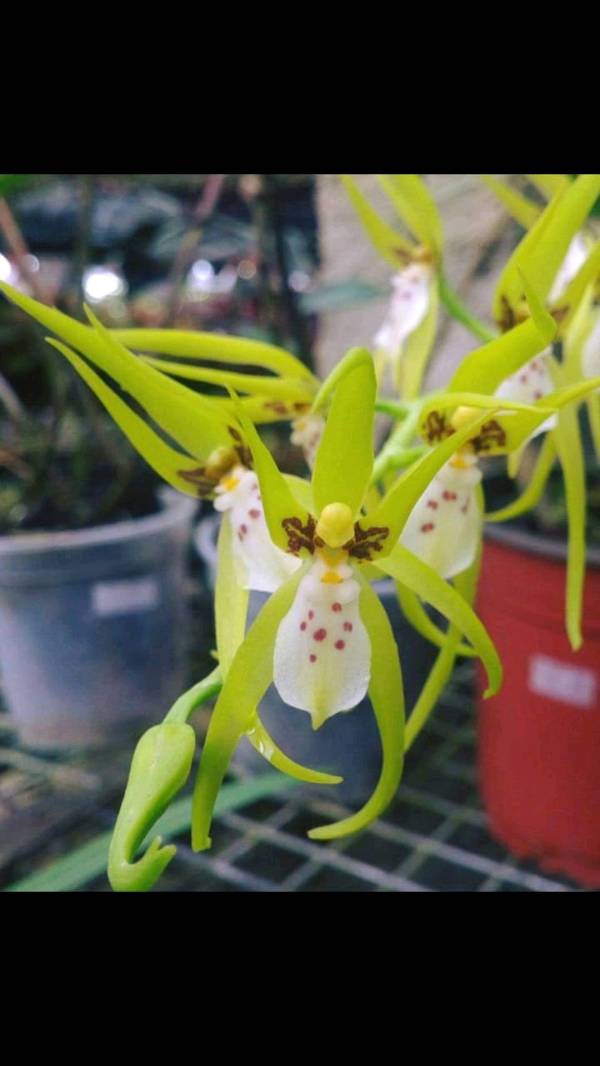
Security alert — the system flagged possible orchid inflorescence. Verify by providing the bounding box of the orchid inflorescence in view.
[2,172,600,892]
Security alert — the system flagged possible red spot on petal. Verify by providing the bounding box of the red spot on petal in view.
[309,654,317,663]
[240,524,248,534]
[427,500,438,509]
[343,621,353,632]
[534,390,543,400]
[300,621,307,631]
[332,602,342,612]
[421,522,435,533]
[249,509,261,519]
[335,640,346,650]
[313,628,327,642]
[442,491,457,501]
[308,610,314,620]
[519,374,528,384]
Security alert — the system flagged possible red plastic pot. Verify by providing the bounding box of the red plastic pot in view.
[476,525,600,888]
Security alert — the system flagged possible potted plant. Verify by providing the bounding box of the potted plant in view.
[3,172,600,894]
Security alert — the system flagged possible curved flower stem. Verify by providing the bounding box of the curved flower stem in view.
[439,274,497,344]
[164,666,223,725]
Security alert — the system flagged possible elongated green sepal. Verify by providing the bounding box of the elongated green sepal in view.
[554,405,587,650]
[551,241,600,334]
[404,559,480,750]
[245,714,342,785]
[308,576,404,840]
[110,327,316,380]
[481,175,541,229]
[341,175,414,267]
[395,582,475,657]
[485,434,556,522]
[449,315,556,395]
[312,350,376,517]
[191,566,307,851]
[376,174,443,259]
[234,399,311,552]
[46,341,210,496]
[215,514,249,677]
[108,722,196,892]
[377,543,501,697]
[141,357,316,404]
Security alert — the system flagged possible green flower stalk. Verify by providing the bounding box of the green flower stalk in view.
[341,174,444,398]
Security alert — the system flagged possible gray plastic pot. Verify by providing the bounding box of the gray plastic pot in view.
[196,515,436,804]
[0,490,197,750]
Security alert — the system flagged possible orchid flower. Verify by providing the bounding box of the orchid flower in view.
[190,347,511,853]
[341,175,443,399]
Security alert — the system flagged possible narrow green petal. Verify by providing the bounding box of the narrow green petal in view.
[493,176,600,323]
[397,278,439,400]
[377,175,444,259]
[480,175,541,229]
[110,327,316,381]
[141,357,316,403]
[308,576,404,841]
[449,315,557,395]
[234,400,311,552]
[369,410,495,554]
[283,473,314,512]
[486,435,557,522]
[191,566,306,851]
[312,350,376,516]
[394,582,476,658]
[215,514,249,678]
[210,395,310,425]
[245,714,342,785]
[419,390,554,420]
[404,558,480,751]
[311,345,374,413]
[377,543,501,697]
[554,406,586,651]
[46,341,208,496]
[341,175,414,267]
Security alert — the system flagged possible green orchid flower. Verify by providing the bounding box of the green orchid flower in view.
[190,346,513,852]
[341,174,444,399]
[477,176,600,648]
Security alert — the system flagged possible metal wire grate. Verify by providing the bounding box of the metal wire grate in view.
[1,658,585,892]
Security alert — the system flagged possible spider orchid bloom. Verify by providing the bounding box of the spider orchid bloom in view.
[484,174,600,440]
[342,174,443,399]
[0,282,307,596]
[191,347,507,851]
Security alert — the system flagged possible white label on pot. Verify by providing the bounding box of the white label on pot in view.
[528,654,597,709]
[91,576,160,617]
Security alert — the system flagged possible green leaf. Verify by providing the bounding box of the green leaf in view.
[46,341,210,496]
[376,542,501,697]
[308,575,405,841]
[480,175,541,229]
[341,175,414,267]
[485,434,556,522]
[110,327,316,381]
[234,400,311,552]
[312,350,376,517]
[377,174,444,259]
[554,405,587,650]
[191,566,306,851]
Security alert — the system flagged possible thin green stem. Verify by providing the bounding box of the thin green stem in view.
[164,666,223,725]
[439,274,497,344]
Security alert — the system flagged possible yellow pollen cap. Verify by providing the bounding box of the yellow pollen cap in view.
[450,405,480,430]
[316,502,355,549]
